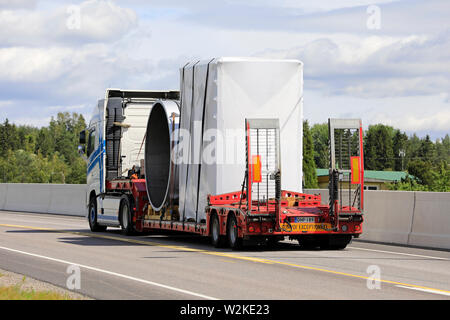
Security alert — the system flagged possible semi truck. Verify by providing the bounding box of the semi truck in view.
[79,58,364,250]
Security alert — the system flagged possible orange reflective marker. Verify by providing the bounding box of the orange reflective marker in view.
[252,155,262,183]
[351,156,360,184]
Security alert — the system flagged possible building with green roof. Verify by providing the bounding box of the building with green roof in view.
[316,169,413,190]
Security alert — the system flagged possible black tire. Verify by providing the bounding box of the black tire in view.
[88,196,107,232]
[210,213,227,248]
[320,235,352,250]
[227,214,243,250]
[120,196,136,236]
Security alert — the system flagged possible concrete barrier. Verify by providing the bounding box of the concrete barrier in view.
[409,192,450,250]
[0,184,7,210]
[361,190,415,245]
[1,184,449,249]
[304,188,449,250]
[304,189,329,205]
[4,184,53,213]
[1,183,86,216]
[48,184,87,216]
[305,189,413,244]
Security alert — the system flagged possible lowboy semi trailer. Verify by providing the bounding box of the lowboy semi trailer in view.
[79,58,364,250]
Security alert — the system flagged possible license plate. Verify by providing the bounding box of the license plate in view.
[294,217,315,223]
[281,223,332,232]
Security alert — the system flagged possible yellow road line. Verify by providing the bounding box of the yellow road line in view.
[1,223,450,296]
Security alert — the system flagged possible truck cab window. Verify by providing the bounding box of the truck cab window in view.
[87,129,96,157]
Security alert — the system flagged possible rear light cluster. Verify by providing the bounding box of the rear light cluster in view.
[247,224,269,233]
[339,223,362,233]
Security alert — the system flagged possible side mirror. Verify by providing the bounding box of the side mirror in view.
[78,145,87,162]
[79,130,86,144]
[78,145,86,155]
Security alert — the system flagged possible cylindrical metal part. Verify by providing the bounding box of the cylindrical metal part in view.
[145,100,180,211]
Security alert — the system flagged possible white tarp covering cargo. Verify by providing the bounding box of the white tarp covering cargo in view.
[177,57,303,223]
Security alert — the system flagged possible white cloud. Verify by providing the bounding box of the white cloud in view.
[261,31,450,99]
[0,0,37,10]
[0,100,14,108]
[12,116,52,127]
[0,0,448,139]
[373,110,450,133]
[0,0,138,46]
[304,90,450,138]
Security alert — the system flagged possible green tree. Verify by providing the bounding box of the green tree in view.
[311,123,329,169]
[406,159,434,187]
[66,157,87,184]
[392,130,408,171]
[303,120,318,188]
[430,161,450,192]
[406,134,421,163]
[35,127,54,157]
[1,113,87,184]
[364,124,395,170]
[418,135,435,163]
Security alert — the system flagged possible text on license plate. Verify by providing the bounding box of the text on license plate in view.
[294,217,315,223]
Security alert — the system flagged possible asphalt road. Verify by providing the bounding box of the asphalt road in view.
[0,210,449,300]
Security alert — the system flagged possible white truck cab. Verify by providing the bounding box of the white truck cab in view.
[79,89,179,230]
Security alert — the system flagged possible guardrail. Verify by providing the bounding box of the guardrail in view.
[0,184,449,249]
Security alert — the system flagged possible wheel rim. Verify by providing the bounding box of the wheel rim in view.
[230,218,237,244]
[90,205,96,223]
[212,218,219,242]
[122,204,128,229]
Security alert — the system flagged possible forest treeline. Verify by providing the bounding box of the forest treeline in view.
[303,121,449,191]
[0,114,448,191]
[0,113,86,184]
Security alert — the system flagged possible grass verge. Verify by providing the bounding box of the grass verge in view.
[0,276,73,300]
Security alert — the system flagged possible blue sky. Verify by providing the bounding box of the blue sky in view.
[0,0,449,139]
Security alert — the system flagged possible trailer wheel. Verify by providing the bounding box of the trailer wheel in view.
[120,196,135,236]
[210,213,227,248]
[88,197,107,232]
[227,214,243,250]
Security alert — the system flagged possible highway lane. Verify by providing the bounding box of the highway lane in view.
[0,210,449,300]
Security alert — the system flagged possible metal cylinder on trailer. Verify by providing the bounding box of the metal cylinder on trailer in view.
[145,100,180,211]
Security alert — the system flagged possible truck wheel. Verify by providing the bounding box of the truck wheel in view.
[227,214,243,250]
[210,214,227,248]
[88,197,107,232]
[120,196,135,236]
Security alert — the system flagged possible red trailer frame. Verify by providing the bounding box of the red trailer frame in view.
[105,118,364,250]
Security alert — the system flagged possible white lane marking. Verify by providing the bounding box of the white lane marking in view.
[396,285,450,297]
[0,246,218,300]
[349,246,450,261]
